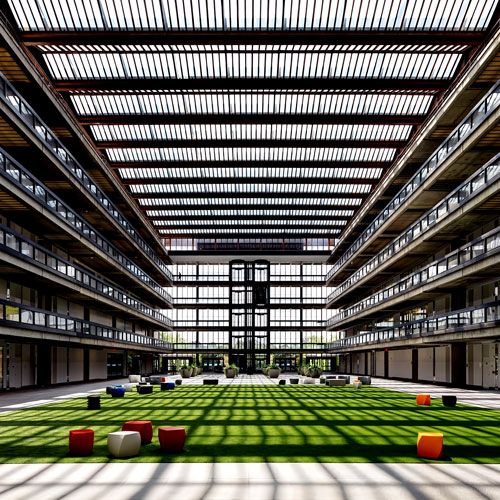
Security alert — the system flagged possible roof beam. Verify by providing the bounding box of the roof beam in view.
[54,77,449,92]
[111,161,389,170]
[96,139,406,149]
[21,30,485,47]
[121,177,381,186]
[79,113,424,126]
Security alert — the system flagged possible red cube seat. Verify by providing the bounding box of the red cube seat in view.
[69,429,94,456]
[158,426,186,453]
[122,420,153,444]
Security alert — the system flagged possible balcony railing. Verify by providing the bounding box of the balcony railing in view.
[0,223,173,326]
[0,73,172,282]
[0,147,171,304]
[327,225,500,327]
[0,299,173,350]
[327,153,500,304]
[327,301,500,350]
[327,80,500,282]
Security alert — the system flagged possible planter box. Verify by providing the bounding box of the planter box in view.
[180,369,192,379]
[268,368,280,378]
[225,368,237,378]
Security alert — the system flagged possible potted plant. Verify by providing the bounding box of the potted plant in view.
[268,363,280,378]
[224,363,239,378]
[262,364,269,376]
[306,365,322,378]
[179,364,192,378]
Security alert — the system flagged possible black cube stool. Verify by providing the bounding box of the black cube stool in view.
[106,386,114,394]
[137,385,153,394]
[87,395,101,410]
[203,379,218,385]
[279,379,286,385]
[442,395,457,407]
[175,379,182,386]
[289,378,299,384]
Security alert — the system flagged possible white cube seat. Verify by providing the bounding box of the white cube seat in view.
[107,431,141,458]
[128,374,141,383]
[303,377,315,384]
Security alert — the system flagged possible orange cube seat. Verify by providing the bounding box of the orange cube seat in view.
[416,394,431,406]
[122,420,153,444]
[417,432,443,459]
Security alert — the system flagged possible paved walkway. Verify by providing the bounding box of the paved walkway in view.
[2,374,500,499]
[373,377,500,410]
[0,462,499,500]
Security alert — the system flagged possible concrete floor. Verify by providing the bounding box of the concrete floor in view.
[1,375,500,499]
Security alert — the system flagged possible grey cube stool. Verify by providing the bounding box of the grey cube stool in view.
[327,379,346,387]
[203,379,218,385]
[87,395,101,410]
[137,384,153,394]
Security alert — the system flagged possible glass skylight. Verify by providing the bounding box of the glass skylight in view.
[8,0,496,31]
[147,209,355,217]
[129,184,372,194]
[138,198,364,207]
[8,0,494,243]
[39,44,469,54]
[71,93,434,116]
[44,51,461,80]
[107,147,395,163]
[91,124,413,142]
[118,167,384,180]
[158,229,340,235]
[152,219,348,226]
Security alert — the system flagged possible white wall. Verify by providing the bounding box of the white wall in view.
[418,347,434,382]
[435,346,451,383]
[68,348,83,382]
[21,344,36,386]
[482,343,496,389]
[351,352,365,374]
[388,349,412,379]
[467,343,483,387]
[52,347,67,384]
[89,349,107,380]
[375,351,384,376]
[8,343,22,388]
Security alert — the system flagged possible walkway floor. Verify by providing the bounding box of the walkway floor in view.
[0,462,500,499]
[2,374,500,499]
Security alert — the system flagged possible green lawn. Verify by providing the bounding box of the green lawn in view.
[1,384,499,464]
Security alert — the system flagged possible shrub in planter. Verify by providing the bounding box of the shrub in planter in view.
[298,364,308,376]
[224,363,239,378]
[179,365,192,378]
[306,365,323,378]
[262,365,270,376]
[268,364,281,378]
